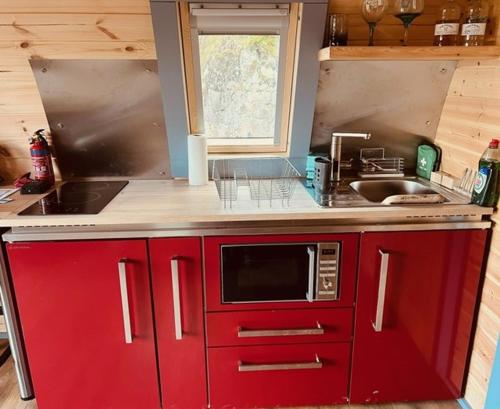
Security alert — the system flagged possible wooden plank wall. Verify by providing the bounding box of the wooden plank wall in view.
[329,0,498,46]
[435,60,500,409]
[434,6,500,407]
[0,0,156,181]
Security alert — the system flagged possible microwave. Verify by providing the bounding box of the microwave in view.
[220,242,341,304]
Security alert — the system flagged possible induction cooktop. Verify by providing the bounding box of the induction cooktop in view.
[19,181,129,216]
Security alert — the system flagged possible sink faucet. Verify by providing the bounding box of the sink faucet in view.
[331,132,371,183]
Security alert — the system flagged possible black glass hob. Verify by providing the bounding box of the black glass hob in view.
[19,181,129,216]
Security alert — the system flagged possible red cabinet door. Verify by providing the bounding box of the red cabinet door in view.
[351,229,488,403]
[7,240,160,409]
[149,238,207,409]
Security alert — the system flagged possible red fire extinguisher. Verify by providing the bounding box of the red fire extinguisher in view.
[29,129,55,185]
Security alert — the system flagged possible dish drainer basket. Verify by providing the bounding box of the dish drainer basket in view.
[361,157,405,173]
[359,148,405,177]
[212,158,301,208]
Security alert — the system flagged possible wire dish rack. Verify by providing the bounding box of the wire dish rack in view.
[212,158,301,208]
[359,148,405,178]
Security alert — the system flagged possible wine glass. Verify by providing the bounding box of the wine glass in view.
[361,0,388,46]
[394,0,425,46]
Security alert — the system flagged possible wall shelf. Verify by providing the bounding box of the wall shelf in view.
[319,46,500,62]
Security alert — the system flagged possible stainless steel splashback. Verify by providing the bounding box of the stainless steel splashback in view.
[30,60,171,179]
[311,60,457,168]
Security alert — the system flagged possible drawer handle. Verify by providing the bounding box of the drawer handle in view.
[238,354,322,372]
[238,322,324,338]
[372,250,390,332]
[171,257,183,340]
[118,259,133,344]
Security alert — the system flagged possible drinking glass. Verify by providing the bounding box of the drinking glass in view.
[361,0,388,46]
[329,14,348,46]
[394,0,425,46]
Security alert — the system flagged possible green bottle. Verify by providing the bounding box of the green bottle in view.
[471,139,500,207]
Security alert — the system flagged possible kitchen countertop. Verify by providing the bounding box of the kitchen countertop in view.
[0,180,493,231]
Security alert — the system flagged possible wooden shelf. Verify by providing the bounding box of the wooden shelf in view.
[319,46,500,61]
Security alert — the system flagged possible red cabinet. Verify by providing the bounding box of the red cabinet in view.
[149,238,207,409]
[351,229,487,403]
[7,240,160,409]
[6,229,488,409]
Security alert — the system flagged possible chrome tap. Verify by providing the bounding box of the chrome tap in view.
[331,132,371,183]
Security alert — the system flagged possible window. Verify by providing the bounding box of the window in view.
[180,3,299,153]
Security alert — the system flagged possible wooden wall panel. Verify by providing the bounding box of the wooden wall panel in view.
[0,1,150,14]
[0,41,155,60]
[435,55,500,409]
[0,0,155,181]
[0,14,154,42]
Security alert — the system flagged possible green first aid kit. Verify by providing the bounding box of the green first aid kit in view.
[417,144,440,179]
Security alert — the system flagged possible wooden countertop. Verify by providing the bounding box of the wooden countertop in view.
[0,180,493,228]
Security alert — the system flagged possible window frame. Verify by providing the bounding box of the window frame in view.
[179,2,300,154]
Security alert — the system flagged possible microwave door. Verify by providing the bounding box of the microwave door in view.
[221,243,316,304]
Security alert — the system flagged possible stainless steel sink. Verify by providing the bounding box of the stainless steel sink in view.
[350,179,446,204]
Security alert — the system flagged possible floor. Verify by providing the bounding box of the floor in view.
[0,355,34,409]
[0,354,461,409]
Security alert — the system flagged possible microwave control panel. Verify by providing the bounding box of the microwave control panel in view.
[316,242,340,300]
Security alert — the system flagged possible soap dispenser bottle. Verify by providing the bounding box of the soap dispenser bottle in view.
[471,139,499,207]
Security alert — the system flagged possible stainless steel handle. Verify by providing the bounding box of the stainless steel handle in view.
[118,259,133,344]
[238,322,324,338]
[171,257,183,340]
[238,354,322,372]
[372,250,390,332]
[306,246,316,302]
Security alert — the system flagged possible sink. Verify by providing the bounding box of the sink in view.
[350,180,446,204]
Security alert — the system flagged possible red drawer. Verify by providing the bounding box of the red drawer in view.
[207,308,353,347]
[208,342,350,408]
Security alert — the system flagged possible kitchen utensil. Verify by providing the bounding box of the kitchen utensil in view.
[359,148,405,178]
[313,157,332,192]
[212,158,301,208]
